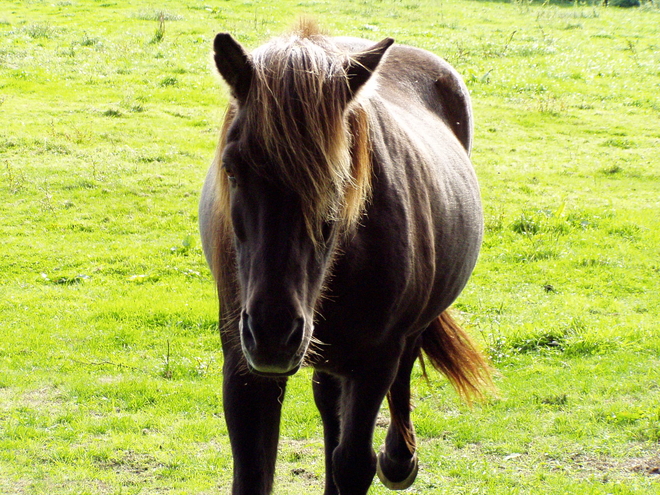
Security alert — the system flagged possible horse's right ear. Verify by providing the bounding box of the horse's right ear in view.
[214,33,253,104]
[347,37,394,97]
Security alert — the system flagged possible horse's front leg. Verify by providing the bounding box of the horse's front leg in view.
[222,349,287,495]
[332,366,397,495]
[313,370,342,495]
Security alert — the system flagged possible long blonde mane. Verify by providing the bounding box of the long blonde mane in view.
[215,21,372,240]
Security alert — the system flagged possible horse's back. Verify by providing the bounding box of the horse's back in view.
[335,37,472,153]
[328,37,482,334]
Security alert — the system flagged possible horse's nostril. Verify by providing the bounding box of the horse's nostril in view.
[285,317,305,347]
[242,313,257,352]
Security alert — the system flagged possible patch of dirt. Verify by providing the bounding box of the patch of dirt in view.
[1,386,67,411]
[0,477,115,495]
[570,453,660,477]
[630,457,660,476]
[290,467,319,481]
[97,449,164,477]
[277,439,325,492]
[423,439,660,482]
[0,477,30,495]
[376,412,390,429]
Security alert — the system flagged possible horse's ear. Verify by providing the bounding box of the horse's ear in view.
[347,38,394,96]
[214,33,253,104]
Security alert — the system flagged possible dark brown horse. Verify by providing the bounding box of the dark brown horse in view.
[199,21,492,495]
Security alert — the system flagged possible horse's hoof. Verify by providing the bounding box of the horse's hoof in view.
[376,450,419,490]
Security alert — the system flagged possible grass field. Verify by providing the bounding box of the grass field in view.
[1,0,659,493]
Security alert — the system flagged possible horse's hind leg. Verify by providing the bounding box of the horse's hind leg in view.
[377,338,420,490]
[222,349,286,495]
[312,370,341,495]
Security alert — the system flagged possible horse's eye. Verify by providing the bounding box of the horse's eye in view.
[224,167,238,186]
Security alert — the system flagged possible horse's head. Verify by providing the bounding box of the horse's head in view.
[213,28,392,376]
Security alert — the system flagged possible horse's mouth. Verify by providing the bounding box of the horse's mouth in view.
[247,363,301,378]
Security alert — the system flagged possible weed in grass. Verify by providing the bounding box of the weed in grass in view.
[160,76,178,87]
[161,341,173,379]
[37,181,55,212]
[24,23,57,39]
[170,234,196,255]
[509,329,566,353]
[481,329,513,363]
[578,257,617,267]
[4,161,27,194]
[150,13,166,44]
[134,10,183,22]
[608,223,642,241]
[102,109,122,118]
[120,95,147,113]
[76,33,102,48]
[600,163,623,175]
[40,273,90,285]
[533,93,566,115]
[603,137,635,149]
[534,393,569,407]
[512,212,541,235]
[485,211,505,233]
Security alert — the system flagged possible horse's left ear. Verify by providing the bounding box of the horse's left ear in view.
[214,33,253,104]
[347,38,394,96]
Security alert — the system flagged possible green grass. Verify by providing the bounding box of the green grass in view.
[1,0,659,493]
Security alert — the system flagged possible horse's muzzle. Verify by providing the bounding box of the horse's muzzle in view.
[240,312,307,376]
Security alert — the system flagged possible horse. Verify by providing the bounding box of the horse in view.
[199,21,492,495]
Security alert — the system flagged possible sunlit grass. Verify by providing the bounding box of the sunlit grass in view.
[1,0,659,493]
